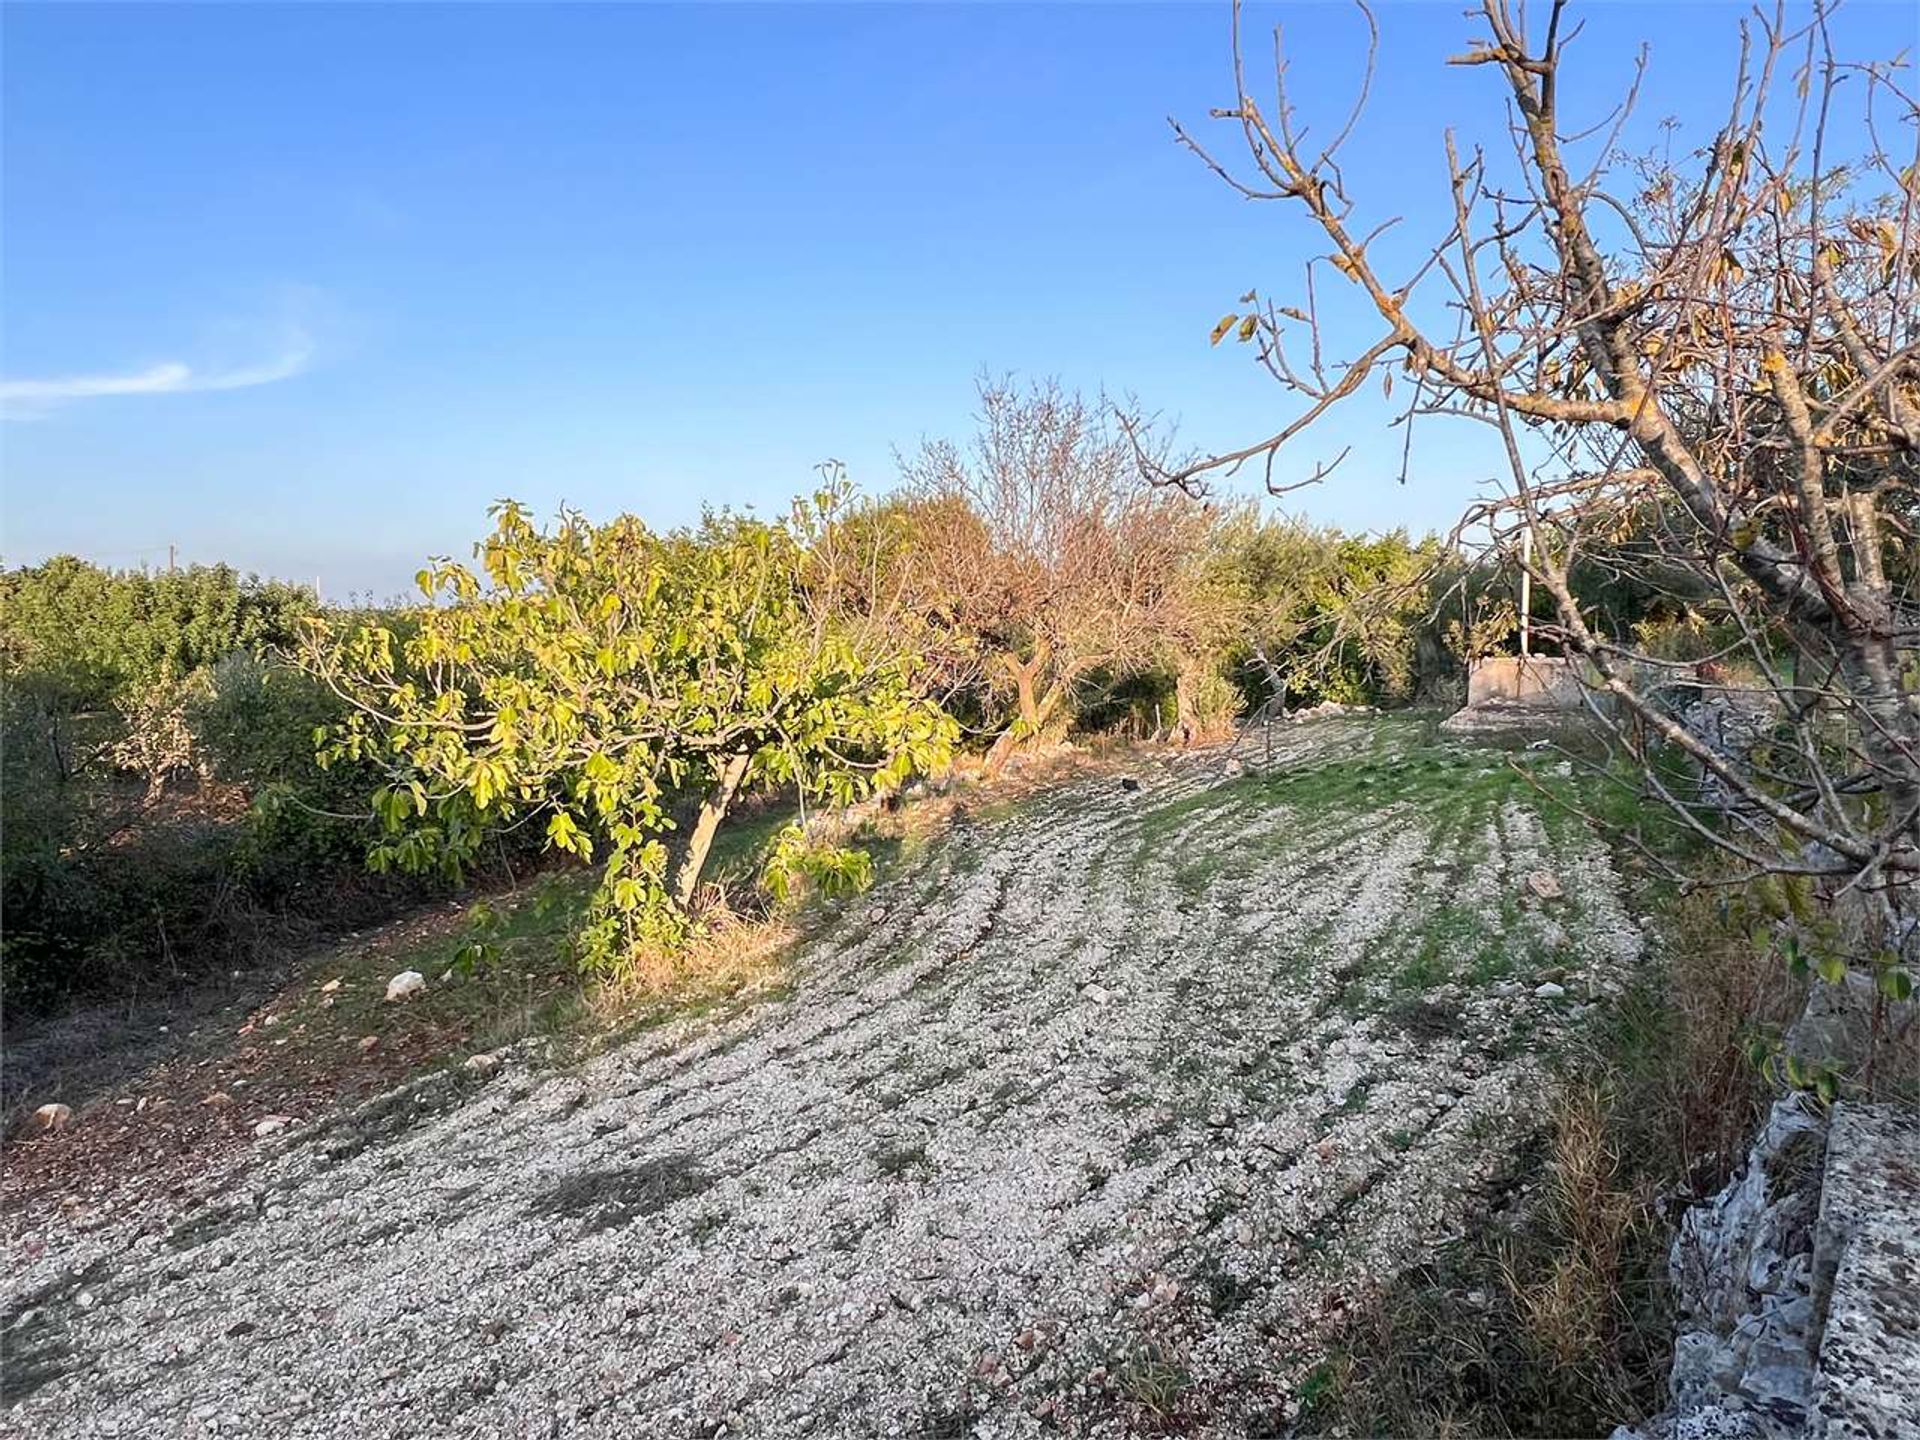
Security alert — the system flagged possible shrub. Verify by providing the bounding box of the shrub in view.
[0,688,90,1007]
[0,577,436,1014]
[0,556,312,713]
[1217,516,1444,712]
[189,652,378,873]
[760,824,875,908]
[107,671,213,799]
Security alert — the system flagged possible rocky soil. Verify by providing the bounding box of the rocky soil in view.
[3,717,1646,1439]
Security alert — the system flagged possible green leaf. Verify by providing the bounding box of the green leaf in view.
[1782,934,1808,978]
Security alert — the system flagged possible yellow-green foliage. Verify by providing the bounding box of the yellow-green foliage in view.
[305,490,956,973]
[0,555,313,713]
[760,823,875,908]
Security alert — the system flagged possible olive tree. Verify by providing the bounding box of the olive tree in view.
[302,490,956,970]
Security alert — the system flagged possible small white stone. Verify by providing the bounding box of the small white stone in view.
[34,1102,72,1131]
[1534,981,1567,1000]
[253,1116,291,1138]
[385,970,427,1002]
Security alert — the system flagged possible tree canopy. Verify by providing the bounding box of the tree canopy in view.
[0,557,313,713]
[303,491,957,969]
[898,377,1231,754]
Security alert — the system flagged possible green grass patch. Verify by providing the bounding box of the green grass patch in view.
[1395,904,1489,991]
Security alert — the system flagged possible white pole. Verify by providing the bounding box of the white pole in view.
[1519,524,1532,659]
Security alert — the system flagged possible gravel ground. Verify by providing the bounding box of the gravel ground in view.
[2,718,1645,1439]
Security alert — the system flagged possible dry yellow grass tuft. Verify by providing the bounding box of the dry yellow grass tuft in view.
[1505,1086,1642,1396]
[587,909,799,1032]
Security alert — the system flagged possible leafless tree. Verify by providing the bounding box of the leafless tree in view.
[900,376,1228,761]
[1164,0,1919,949]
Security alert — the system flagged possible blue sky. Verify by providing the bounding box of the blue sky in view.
[4,1,1913,597]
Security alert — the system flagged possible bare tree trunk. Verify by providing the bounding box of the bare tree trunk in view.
[672,751,752,910]
[986,645,1058,774]
[1174,668,1197,746]
[1007,646,1050,733]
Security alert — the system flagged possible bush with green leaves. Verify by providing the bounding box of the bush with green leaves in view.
[188,651,386,873]
[0,678,301,1010]
[0,687,86,999]
[0,561,439,1011]
[303,492,957,973]
[760,824,875,908]
[1213,515,1445,711]
[0,556,313,714]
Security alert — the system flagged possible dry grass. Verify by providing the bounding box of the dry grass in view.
[1500,1085,1657,1421]
[1610,883,1805,1196]
[585,909,798,1035]
[1298,1084,1676,1437]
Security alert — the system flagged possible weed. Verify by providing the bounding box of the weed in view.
[1123,1112,1179,1165]
[1314,1078,1372,1137]
[1397,904,1494,992]
[908,1400,982,1439]
[1113,1340,1193,1419]
[1191,1254,1260,1316]
[1295,1359,1341,1420]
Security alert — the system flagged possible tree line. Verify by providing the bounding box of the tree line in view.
[4,377,1587,1003]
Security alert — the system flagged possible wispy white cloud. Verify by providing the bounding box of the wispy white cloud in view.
[1,333,313,420]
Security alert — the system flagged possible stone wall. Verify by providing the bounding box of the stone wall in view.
[1809,1104,1920,1439]
[1613,1097,1918,1439]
